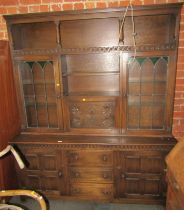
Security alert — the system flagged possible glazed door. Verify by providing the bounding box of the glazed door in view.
[16,58,63,131]
[122,52,176,135]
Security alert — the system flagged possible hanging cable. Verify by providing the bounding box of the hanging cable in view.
[130,3,137,62]
[118,1,137,65]
[119,3,130,42]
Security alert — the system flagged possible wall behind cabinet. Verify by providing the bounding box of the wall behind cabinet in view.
[0,0,183,139]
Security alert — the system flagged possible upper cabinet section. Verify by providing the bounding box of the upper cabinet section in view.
[4,3,182,134]
[11,22,57,50]
[124,14,176,45]
[5,3,182,52]
[60,18,119,48]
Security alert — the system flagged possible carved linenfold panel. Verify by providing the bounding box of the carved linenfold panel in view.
[13,43,176,57]
[69,102,115,129]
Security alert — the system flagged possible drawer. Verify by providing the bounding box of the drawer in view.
[69,167,113,183]
[68,151,113,166]
[70,183,113,200]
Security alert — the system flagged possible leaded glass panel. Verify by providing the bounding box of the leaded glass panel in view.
[20,61,58,128]
[127,57,168,130]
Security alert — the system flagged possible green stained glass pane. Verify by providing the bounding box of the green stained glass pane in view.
[136,57,146,65]
[150,57,160,65]
[38,61,47,68]
[26,61,34,69]
[163,57,168,62]
[128,57,134,64]
[128,57,146,65]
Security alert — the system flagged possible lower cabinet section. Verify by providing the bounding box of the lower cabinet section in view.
[13,135,175,204]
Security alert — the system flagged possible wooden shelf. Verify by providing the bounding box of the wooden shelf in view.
[62,72,119,77]
[65,91,120,97]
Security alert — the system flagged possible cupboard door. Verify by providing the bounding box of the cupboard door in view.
[18,60,63,130]
[17,147,67,196]
[115,151,166,200]
[124,54,175,134]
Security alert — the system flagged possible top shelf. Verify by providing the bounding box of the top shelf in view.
[10,10,178,52]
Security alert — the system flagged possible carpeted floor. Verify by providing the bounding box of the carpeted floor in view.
[10,197,165,210]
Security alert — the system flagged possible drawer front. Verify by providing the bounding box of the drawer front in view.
[69,167,113,183]
[68,151,113,166]
[70,183,113,200]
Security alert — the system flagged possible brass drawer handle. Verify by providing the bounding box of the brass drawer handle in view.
[74,172,80,178]
[103,155,108,161]
[72,188,80,194]
[70,153,79,161]
[58,171,63,178]
[121,173,125,179]
[74,154,79,160]
[102,191,111,196]
[103,173,109,179]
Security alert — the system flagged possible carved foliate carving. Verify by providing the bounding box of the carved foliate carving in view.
[13,43,176,57]
[69,102,115,129]
[17,143,174,151]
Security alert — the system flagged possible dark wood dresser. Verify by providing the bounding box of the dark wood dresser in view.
[3,3,182,205]
[166,140,184,210]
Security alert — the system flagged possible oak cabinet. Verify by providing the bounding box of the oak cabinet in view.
[4,2,182,204]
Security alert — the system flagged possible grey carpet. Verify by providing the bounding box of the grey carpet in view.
[10,197,164,210]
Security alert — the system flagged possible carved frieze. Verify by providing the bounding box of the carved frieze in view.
[13,43,176,57]
[17,143,174,151]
